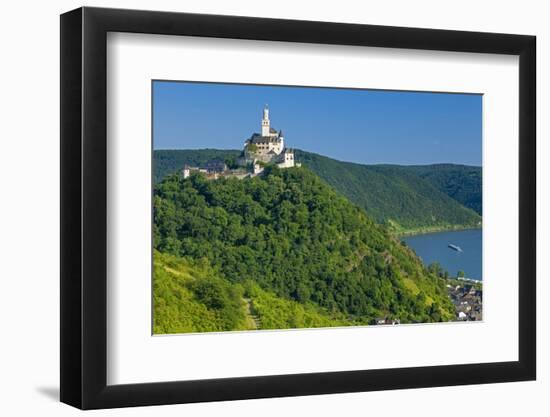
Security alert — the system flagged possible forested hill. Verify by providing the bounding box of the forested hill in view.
[396,164,482,215]
[153,167,455,333]
[153,149,481,233]
[294,151,481,233]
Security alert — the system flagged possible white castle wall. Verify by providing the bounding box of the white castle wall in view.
[277,151,295,168]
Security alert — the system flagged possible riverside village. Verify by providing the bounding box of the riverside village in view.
[183,105,301,180]
[373,278,482,325]
[446,280,483,321]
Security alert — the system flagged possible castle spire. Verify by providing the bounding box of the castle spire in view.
[261,104,270,136]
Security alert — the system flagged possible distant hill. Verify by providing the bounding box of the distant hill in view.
[294,150,481,233]
[154,167,455,331]
[153,149,481,233]
[398,164,482,215]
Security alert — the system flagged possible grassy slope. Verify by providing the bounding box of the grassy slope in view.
[154,251,353,334]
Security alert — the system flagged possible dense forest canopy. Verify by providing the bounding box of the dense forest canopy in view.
[397,164,482,215]
[153,166,455,332]
[294,151,481,232]
[153,149,482,233]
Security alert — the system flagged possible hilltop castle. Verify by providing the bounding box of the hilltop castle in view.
[183,105,299,179]
[241,105,296,169]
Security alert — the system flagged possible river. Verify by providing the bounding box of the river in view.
[402,229,482,281]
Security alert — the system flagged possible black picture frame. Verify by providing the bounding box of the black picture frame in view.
[60,6,536,410]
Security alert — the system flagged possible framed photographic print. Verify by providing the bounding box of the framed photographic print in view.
[60,7,536,409]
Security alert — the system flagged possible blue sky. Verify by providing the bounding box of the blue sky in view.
[153,81,482,166]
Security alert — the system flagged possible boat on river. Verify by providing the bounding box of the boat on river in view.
[448,243,463,252]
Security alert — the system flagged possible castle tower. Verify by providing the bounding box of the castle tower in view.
[279,130,285,152]
[182,165,191,179]
[261,104,270,137]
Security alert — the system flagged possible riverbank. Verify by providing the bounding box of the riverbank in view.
[392,224,482,238]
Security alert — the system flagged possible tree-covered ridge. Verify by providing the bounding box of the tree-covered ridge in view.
[153,149,481,233]
[294,151,481,232]
[153,167,455,330]
[398,164,482,215]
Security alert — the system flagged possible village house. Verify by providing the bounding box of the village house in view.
[447,281,483,321]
